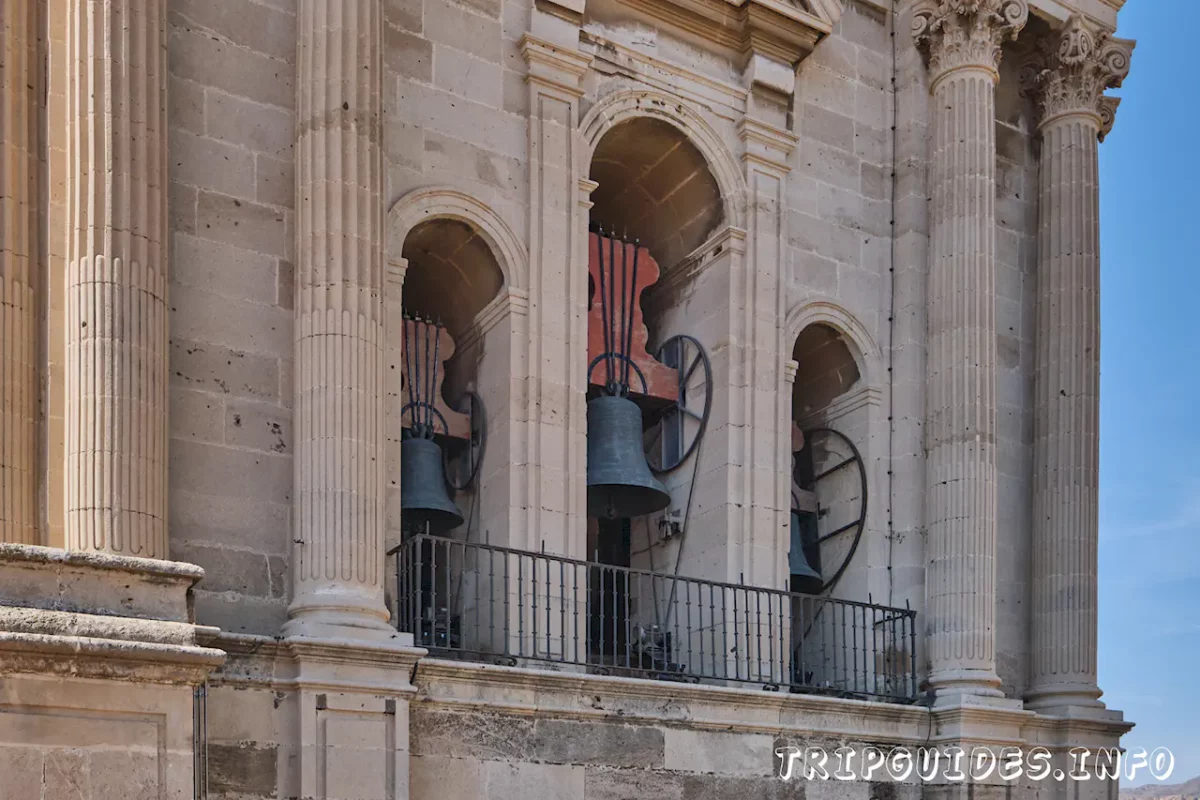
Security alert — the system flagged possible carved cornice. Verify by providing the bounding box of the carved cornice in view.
[1019,14,1134,136]
[911,0,1030,84]
[614,0,841,73]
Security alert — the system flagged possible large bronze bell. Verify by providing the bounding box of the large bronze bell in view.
[401,437,464,533]
[788,508,823,595]
[587,395,671,519]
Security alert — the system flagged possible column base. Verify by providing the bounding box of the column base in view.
[928,666,1007,702]
[283,583,398,643]
[1025,681,1105,712]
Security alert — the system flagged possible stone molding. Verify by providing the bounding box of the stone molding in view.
[0,543,203,623]
[797,384,886,429]
[912,0,1030,84]
[205,632,424,696]
[643,225,748,304]
[412,659,934,742]
[1020,14,1134,135]
[386,186,529,291]
[737,116,798,173]
[0,630,224,685]
[612,0,841,71]
[520,34,593,98]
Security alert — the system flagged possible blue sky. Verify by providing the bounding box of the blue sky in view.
[1097,0,1200,786]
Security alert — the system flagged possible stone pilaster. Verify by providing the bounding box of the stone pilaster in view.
[1023,15,1133,712]
[64,0,169,558]
[912,0,1028,698]
[0,0,38,545]
[738,117,795,590]
[520,23,591,557]
[287,0,392,638]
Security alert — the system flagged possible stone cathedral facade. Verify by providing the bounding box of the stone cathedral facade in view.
[0,0,1136,798]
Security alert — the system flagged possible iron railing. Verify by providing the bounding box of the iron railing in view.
[389,534,918,703]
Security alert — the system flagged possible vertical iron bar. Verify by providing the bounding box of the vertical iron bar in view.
[625,242,639,391]
[518,554,525,657]
[598,560,606,666]
[731,586,739,681]
[909,603,917,700]
[532,553,539,659]
[755,589,763,682]
[597,227,611,389]
[415,537,424,647]
[559,558,566,664]
[607,234,617,390]
[402,316,413,432]
[488,548,495,657]
[687,580,695,678]
[618,239,627,395]
[624,567,632,670]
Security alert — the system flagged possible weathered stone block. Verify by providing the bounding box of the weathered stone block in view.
[171,338,281,402]
[208,742,279,796]
[532,719,665,768]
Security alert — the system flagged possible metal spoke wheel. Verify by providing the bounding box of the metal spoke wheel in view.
[803,427,867,593]
[644,334,713,474]
[442,390,486,491]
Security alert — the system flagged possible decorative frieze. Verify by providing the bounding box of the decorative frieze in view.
[65,0,170,558]
[0,0,38,545]
[913,0,1028,698]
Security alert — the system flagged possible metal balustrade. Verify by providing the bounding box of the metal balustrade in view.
[388,534,918,703]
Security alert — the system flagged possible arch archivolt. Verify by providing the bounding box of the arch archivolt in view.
[386,186,528,292]
[579,88,748,232]
[785,298,883,390]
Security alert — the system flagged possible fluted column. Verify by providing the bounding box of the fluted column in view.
[1024,16,1133,711]
[0,0,38,545]
[912,0,1027,698]
[286,0,392,638]
[65,0,169,558]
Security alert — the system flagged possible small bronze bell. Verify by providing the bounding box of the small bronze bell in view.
[586,395,671,519]
[401,437,464,534]
[789,508,823,595]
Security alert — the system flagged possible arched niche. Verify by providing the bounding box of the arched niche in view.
[582,93,739,591]
[786,308,881,605]
[385,188,528,549]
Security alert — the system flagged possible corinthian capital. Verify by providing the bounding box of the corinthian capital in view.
[912,0,1030,83]
[1021,14,1135,133]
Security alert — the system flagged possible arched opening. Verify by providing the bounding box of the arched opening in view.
[789,323,866,599]
[399,216,505,540]
[584,114,726,666]
[589,117,724,273]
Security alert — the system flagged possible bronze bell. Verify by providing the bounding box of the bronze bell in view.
[401,437,464,534]
[788,508,823,595]
[587,395,671,519]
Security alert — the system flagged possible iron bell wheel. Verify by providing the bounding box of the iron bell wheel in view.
[788,509,824,595]
[401,437,464,533]
[586,395,671,520]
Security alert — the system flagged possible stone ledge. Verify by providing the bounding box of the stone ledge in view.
[207,631,427,696]
[411,658,933,743]
[0,544,204,623]
[0,630,225,685]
